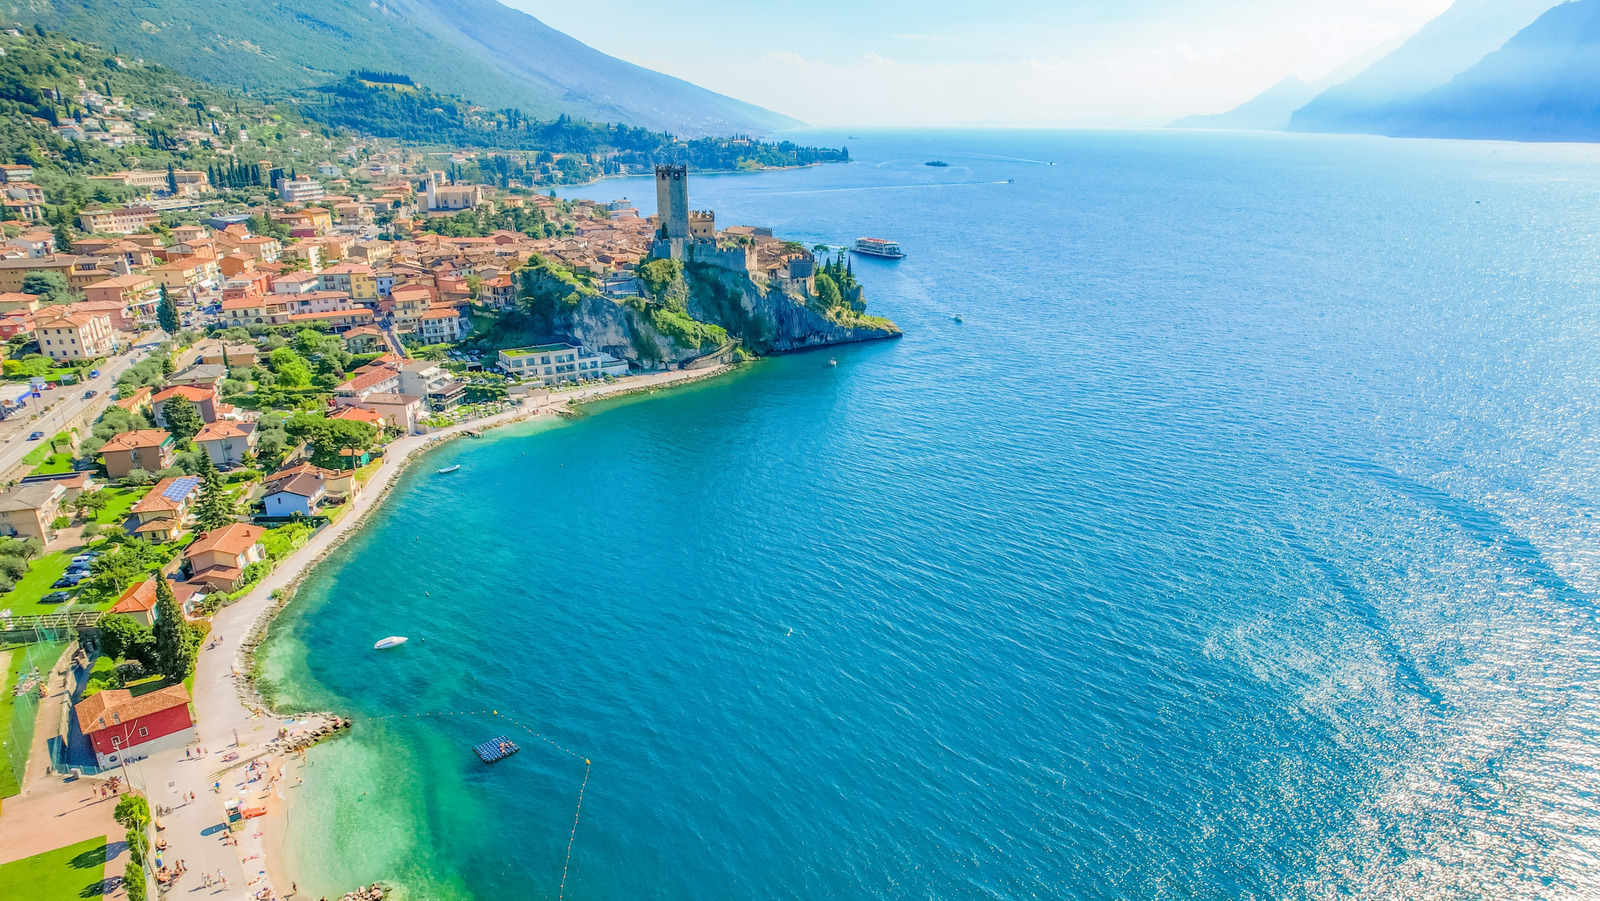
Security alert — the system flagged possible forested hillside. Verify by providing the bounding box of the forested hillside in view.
[298,77,847,177]
[0,29,345,229]
[0,0,798,137]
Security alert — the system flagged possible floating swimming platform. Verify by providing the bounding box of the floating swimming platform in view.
[473,735,521,763]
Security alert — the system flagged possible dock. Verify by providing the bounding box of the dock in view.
[473,735,521,763]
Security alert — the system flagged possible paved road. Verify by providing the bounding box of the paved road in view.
[0,336,158,480]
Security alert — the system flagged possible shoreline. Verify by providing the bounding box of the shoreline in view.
[187,364,735,899]
[546,160,827,192]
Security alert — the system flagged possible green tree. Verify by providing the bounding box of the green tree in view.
[98,614,156,667]
[192,452,235,531]
[21,270,77,305]
[814,272,843,309]
[124,863,147,901]
[88,540,163,596]
[269,346,313,390]
[74,488,110,517]
[309,419,378,470]
[156,285,179,334]
[162,394,203,443]
[113,794,151,831]
[151,576,198,682]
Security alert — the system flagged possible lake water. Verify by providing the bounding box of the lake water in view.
[257,129,1600,900]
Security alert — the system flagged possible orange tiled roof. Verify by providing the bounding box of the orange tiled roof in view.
[184,523,264,559]
[151,385,214,403]
[109,579,158,614]
[100,429,172,453]
[76,683,191,734]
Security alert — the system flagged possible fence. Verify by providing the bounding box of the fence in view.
[1,638,66,797]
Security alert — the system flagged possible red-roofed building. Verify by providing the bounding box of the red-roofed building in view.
[100,430,175,479]
[340,325,388,354]
[152,385,221,427]
[129,475,201,540]
[108,578,160,627]
[76,683,195,768]
[184,523,265,591]
[193,420,257,467]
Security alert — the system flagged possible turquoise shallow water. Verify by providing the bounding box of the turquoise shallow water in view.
[258,130,1600,899]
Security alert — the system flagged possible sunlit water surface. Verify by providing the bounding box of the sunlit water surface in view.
[258,129,1600,900]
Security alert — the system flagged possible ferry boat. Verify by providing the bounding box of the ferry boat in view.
[852,237,905,260]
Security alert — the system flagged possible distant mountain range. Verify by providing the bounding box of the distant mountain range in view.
[0,0,799,137]
[1176,0,1600,143]
[1288,0,1562,134]
[1171,76,1322,131]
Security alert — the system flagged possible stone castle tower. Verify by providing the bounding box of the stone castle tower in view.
[655,165,689,240]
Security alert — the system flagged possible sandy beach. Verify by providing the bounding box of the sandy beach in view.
[148,364,733,899]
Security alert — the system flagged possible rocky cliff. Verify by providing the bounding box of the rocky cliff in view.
[482,254,900,369]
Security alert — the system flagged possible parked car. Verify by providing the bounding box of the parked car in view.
[27,431,43,440]
[89,369,100,378]
[43,591,71,603]
[71,554,94,565]
[51,573,85,588]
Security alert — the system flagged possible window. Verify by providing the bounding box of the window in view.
[139,727,148,737]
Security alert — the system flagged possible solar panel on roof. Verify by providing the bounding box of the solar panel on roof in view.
[162,476,201,501]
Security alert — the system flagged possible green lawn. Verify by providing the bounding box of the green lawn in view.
[0,649,25,797]
[20,432,73,467]
[1,551,75,617]
[29,452,75,475]
[0,836,106,901]
[92,488,148,526]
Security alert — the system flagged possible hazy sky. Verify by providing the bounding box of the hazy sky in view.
[505,0,1457,126]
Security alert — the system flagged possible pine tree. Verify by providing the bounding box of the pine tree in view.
[156,285,179,334]
[162,395,203,443]
[151,576,198,682]
[192,452,235,532]
[166,163,177,195]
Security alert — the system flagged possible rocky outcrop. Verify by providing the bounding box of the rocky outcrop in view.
[500,254,899,368]
[680,261,900,355]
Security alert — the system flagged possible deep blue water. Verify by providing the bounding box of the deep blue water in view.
[258,130,1600,900]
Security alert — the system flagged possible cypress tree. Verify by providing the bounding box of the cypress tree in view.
[151,576,198,682]
[156,284,179,334]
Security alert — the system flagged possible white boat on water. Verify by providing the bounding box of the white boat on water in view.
[374,636,408,649]
[828,358,838,367]
[851,237,905,260]
[437,465,461,474]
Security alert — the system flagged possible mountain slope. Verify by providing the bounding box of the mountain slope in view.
[1290,0,1562,134]
[1382,0,1600,141]
[0,0,798,136]
[1171,77,1321,131]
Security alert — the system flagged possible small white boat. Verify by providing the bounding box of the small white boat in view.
[952,314,963,323]
[828,359,838,367]
[436,465,461,474]
[374,636,408,650]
